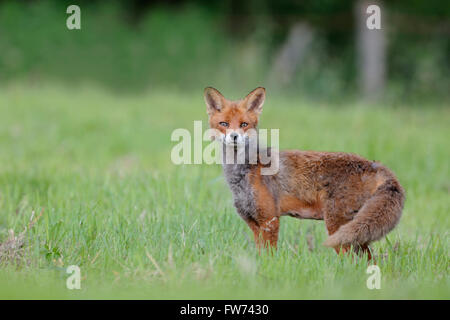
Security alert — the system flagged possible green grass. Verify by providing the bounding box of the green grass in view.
[0,82,448,299]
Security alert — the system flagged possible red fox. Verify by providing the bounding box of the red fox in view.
[204,87,405,259]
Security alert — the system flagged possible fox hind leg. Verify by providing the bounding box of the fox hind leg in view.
[323,201,354,252]
[323,201,373,259]
[354,243,373,260]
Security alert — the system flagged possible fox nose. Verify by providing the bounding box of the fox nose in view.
[230,132,238,141]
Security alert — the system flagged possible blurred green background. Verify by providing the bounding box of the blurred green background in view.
[0,0,449,103]
[0,0,449,300]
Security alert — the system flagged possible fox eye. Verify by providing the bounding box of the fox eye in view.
[240,122,248,128]
[219,122,229,127]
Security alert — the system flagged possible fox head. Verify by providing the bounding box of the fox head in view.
[204,87,265,147]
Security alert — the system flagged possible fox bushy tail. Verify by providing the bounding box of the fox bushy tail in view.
[324,171,405,248]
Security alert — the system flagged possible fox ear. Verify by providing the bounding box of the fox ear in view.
[204,87,225,115]
[244,87,265,114]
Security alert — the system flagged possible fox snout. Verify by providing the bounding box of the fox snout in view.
[223,130,246,146]
[216,128,259,147]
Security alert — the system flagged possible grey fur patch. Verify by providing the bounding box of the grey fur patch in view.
[221,142,281,221]
[222,144,257,220]
[223,162,257,220]
[371,162,381,170]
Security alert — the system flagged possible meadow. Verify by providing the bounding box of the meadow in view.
[0,82,448,299]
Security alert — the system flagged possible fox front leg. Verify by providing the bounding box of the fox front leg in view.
[259,216,280,249]
[244,216,279,250]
